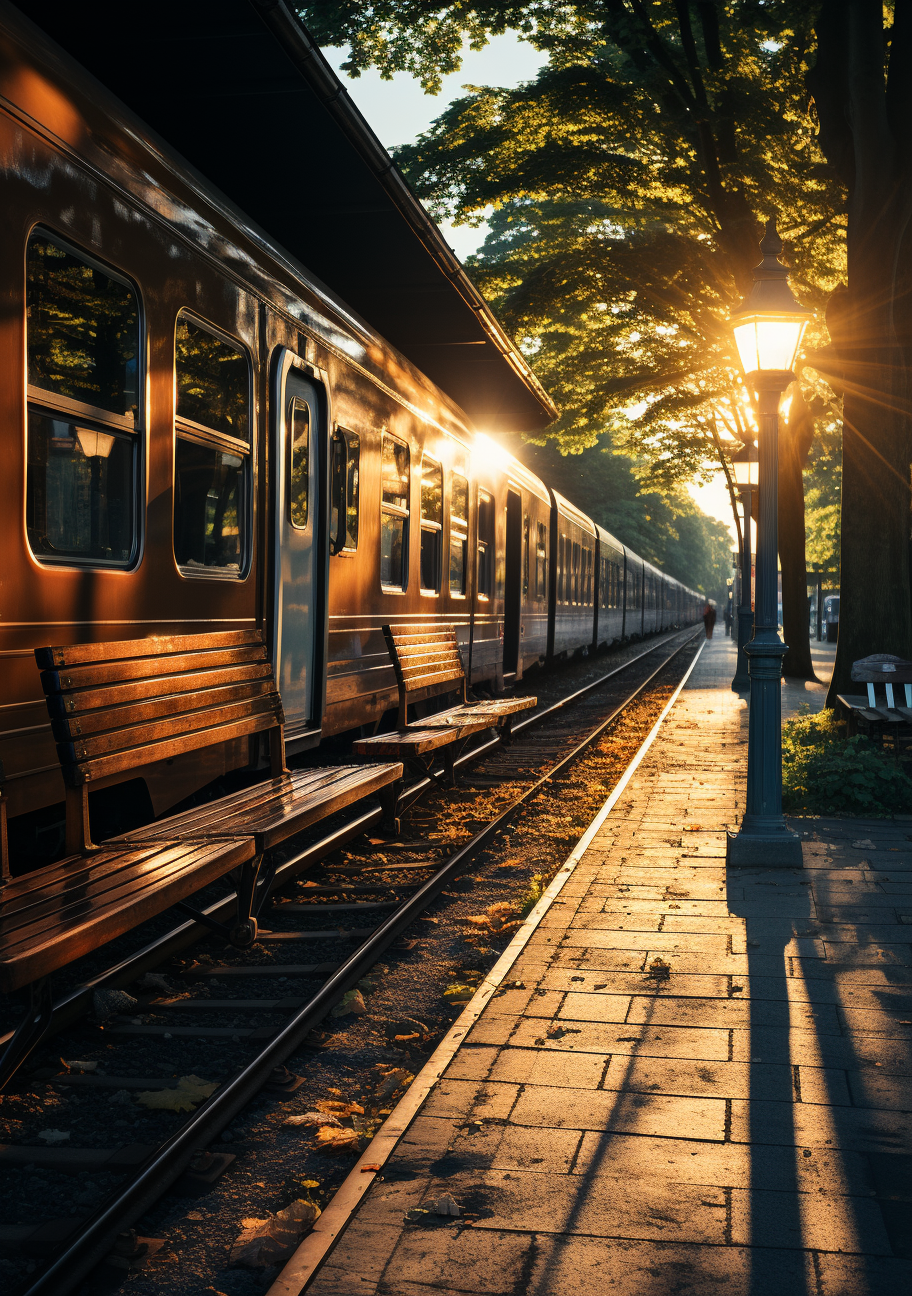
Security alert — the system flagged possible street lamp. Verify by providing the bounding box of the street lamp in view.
[727,217,812,868]
[729,443,758,691]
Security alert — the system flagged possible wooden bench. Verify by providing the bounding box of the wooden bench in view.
[353,623,536,786]
[0,629,401,1089]
[836,653,912,749]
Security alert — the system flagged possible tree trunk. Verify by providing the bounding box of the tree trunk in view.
[808,0,912,703]
[779,387,816,679]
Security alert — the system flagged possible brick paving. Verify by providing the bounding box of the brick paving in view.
[306,637,912,1296]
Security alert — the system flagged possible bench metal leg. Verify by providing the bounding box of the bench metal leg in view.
[443,747,456,788]
[378,779,402,838]
[0,977,53,1092]
[500,716,514,747]
[176,854,277,950]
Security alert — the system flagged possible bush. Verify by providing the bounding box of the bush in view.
[782,708,912,816]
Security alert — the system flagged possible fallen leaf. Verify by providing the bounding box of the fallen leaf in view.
[230,1200,320,1268]
[137,1075,217,1113]
[61,1059,97,1073]
[315,1127,361,1155]
[315,1099,364,1116]
[38,1129,70,1143]
[374,1068,413,1102]
[330,989,367,1018]
[360,1164,381,1172]
[284,1112,342,1129]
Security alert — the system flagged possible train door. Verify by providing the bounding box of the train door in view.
[503,489,523,678]
[272,349,327,750]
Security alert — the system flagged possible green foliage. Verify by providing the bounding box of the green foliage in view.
[518,872,546,917]
[303,2,846,493]
[782,709,912,817]
[803,411,841,571]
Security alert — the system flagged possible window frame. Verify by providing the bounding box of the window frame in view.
[419,454,443,596]
[25,225,144,572]
[536,522,547,600]
[380,432,410,592]
[448,469,469,598]
[173,309,253,582]
[476,487,494,601]
[330,424,360,555]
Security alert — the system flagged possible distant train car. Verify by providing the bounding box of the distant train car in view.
[549,491,598,659]
[594,525,626,648]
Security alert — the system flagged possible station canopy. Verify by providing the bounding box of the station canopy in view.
[18,0,555,433]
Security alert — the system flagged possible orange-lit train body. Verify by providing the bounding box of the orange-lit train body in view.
[0,3,703,863]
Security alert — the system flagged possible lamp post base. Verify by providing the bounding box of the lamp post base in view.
[726,824,803,867]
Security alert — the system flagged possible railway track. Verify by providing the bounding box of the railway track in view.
[0,626,703,1296]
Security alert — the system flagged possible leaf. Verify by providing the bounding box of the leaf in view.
[315,1127,361,1155]
[137,1075,217,1113]
[230,1199,320,1268]
[330,988,367,1018]
[38,1129,70,1143]
[284,1111,342,1129]
[315,1098,364,1116]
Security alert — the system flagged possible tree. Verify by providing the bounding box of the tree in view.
[304,1,847,675]
[807,1,912,698]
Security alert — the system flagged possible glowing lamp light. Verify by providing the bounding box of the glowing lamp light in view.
[76,426,116,458]
[729,443,759,488]
[729,218,812,378]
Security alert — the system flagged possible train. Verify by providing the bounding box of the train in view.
[0,1,703,863]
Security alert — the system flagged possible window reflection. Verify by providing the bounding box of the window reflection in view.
[289,399,309,530]
[176,317,250,441]
[174,441,243,572]
[449,472,468,596]
[380,435,409,589]
[420,457,442,593]
[330,428,360,552]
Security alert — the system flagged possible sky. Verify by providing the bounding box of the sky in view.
[323,36,738,543]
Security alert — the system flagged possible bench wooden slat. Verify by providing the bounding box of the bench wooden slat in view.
[35,629,261,670]
[59,693,282,763]
[120,763,403,854]
[41,644,267,693]
[63,709,281,786]
[0,838,255,993]
[44,662,274,719]
[353,724,490,757]
[52,677,276,740]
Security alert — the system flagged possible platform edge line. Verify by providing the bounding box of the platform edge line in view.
[266,635,706,1296]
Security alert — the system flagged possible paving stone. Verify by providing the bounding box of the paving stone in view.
[509,1083,727,1140]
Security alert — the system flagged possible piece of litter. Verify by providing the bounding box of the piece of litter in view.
[406,1193,461,1222]
[137,1075,217,1113]
[360,1164,381,1173]
[62,1060,97,1073]
[230,1199,320,1268]
[137,973,172,993]
[38,1129,70,1143]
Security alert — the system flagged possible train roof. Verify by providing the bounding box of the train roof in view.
[15,0,556,436]
[594,523,626,559]
[552,491,598,539]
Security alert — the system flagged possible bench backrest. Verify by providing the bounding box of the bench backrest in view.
[36,629,287,855]
[851,654,912,710]
[383,623,467,729]
[0,761,7,885]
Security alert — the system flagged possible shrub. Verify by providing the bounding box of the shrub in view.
[782,708,912,816]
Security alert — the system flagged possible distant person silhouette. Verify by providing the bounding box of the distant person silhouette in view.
[703,603,717,639]
[724,603,733,636]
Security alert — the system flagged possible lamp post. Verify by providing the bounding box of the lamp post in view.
[729,443,758,691]
[727,218,811,868]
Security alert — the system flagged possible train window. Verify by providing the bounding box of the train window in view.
[586,549,593,605]
[176,317,250,441]
[380,435,409,589]
[289,399,309,529]
[572,542,580,605]
[420,457,443,593]
[174,314,251,577]
[536,523,547,599]
[477,490,494,599]
[522,515,530,597]
[449,472,468,595]
[26,231,140,567]
[330,427,360,552]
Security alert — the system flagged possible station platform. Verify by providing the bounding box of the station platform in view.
[283,635,912,1296]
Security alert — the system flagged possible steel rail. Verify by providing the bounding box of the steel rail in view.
[20,626,701,1296]
[1,627,694,1053]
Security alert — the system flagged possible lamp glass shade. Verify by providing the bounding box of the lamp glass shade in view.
[730,453,758,487]
[732,315,807,375]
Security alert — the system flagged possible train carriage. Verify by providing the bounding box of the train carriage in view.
[0,0,704,861]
